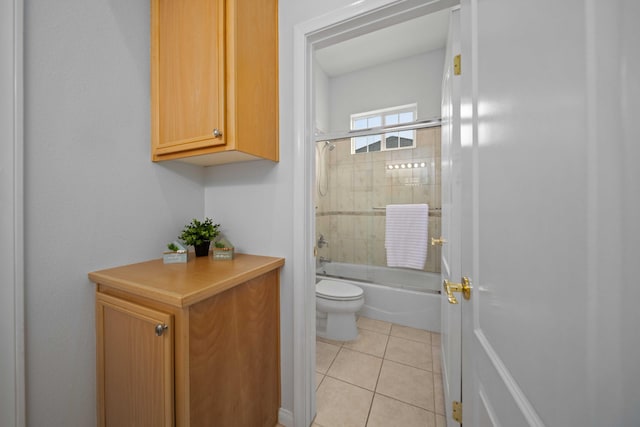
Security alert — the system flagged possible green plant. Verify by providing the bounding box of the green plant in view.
[214,241,226,248]
[167,242,180,251]
[179,218,220,247]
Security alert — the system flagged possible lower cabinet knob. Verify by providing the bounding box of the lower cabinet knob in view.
[155,323,168,337]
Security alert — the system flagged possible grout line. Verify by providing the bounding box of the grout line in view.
[324,375,377,394]
[388,329,434,345]
[373,391,442,414]
[369,331,392,417]
[358,327,392,335]
[374,388,434,412]
[315,372,325,391]
[323,373,377,393]
[337,346,385,362]
[364,394,374,426]
[383,357,434,373]
[324,346,343,376]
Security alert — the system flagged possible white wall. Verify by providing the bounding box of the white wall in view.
[328,49,445,132]
[24,1,204,425]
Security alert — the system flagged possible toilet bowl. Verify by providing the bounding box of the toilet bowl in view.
[316,279,364,341]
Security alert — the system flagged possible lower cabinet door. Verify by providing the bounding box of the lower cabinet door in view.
[96,293,174,427]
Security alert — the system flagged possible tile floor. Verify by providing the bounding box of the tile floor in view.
[313,316,445,427]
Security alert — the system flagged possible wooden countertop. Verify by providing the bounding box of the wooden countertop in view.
[88,253,285,308]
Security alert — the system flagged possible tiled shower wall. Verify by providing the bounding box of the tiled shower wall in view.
[316,127,441,274]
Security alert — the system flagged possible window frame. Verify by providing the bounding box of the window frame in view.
[350,103,418,154]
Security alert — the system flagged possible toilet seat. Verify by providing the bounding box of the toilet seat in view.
[316,280,364,301]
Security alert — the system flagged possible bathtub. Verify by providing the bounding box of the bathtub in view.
[316,262,441,332]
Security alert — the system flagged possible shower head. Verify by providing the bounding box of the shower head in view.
[325,141,336,151]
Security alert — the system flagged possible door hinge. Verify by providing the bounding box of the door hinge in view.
[453,400,462,423]
[454,54,461,75]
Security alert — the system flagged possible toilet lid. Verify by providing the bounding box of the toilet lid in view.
[316,280,364,301]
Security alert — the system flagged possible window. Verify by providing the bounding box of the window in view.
[351,104,417,154]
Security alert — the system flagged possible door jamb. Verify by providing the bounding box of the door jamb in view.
[292,1,458,425]
[0,0,25,426]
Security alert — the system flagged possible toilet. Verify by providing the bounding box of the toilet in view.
[316,279,364,341]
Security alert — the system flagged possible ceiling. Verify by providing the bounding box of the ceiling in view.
[315,8,451,77]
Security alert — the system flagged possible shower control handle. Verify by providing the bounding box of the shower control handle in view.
[318,234,329,248]
[443,277,471,304]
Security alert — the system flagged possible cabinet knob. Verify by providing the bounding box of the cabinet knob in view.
[154,323,168,337]
[212,128,223,138]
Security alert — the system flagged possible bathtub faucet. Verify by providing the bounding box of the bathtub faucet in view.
[319,256,332,265]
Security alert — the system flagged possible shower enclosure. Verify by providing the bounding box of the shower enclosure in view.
[315,124,442,294]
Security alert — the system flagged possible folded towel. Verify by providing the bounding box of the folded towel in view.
[385,204,429,270]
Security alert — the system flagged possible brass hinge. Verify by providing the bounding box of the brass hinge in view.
[454,54,461,75]
[453,400,462,423]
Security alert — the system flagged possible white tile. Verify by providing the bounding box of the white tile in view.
[376,360,434,411]
[390,324,432,345]
[315,377,373,427]
[317,335,345,347]
[327,347,382,391]
[431,332,441,347]
[356,316,392,335]
[434,371,445,415]
[316,340,340,374]
[343,328,389,358]
[384,335,432,371]
[367,394,436,427]
[432,345,442,374]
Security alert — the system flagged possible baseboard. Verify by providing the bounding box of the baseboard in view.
[278,407,294,427]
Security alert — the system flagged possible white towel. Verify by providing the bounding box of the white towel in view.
[385,204,429,270]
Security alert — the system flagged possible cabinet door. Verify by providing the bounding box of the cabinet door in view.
[151,0,226,159]
[96,293,174,427]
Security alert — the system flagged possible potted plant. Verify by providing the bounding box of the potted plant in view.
[179,217,220,257]
[212,237,235,260]
[163,241,188,264]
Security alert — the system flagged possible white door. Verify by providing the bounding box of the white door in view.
[459,0,640,426]
[440,7,462,427]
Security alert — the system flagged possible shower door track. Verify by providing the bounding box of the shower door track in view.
[315,117,442,142]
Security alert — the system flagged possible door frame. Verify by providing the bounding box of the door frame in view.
[440,7,462,426]
[0,0,25,426]
[292,1,459,425]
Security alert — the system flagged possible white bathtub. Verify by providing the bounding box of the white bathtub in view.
[316,262,441,332]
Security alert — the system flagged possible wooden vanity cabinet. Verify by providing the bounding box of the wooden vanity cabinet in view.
[151,0,279,166]
[90,254,284,427]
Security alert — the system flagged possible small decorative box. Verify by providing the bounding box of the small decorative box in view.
[212,237,234,260]
[163,241,188,264]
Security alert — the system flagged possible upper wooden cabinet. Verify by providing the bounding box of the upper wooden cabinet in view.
[151,0,279,166]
